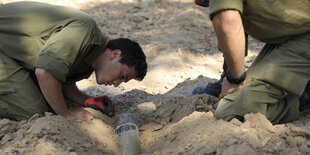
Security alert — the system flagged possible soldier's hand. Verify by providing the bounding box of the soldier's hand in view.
[219,77,243,99]
[65,108,94,121]
[84,96,115,117]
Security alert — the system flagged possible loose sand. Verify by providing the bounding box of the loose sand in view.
[0,0,309,154]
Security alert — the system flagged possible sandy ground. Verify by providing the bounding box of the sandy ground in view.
[1,0,310,154]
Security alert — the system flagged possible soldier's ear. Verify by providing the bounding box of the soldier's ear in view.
[112,49,121,59]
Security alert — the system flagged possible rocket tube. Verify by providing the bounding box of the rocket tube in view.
[115,113,141,155]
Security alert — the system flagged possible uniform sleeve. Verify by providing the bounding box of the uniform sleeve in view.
[209,0,243,20]
[34,21,94,82]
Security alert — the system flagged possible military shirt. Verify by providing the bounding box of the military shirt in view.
[0,1,110,83]
[209,0,310,43]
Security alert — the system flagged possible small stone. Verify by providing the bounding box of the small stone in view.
[28,114,40,122]
[261,137,271,146]
[286,136,297,147]
[195,105,204,111]
[45,112,53,116]
[138,102,156,115]
[230,118,242,126]
[205,112,214,117]
[241,128,247,134]
[153,124,164,131]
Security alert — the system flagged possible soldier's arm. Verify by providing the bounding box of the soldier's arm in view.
[62,83,89,106]
[35,68,93,121]
[212,10,245,98]
[212,10,245,78]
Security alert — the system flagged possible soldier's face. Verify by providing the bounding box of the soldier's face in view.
[95,50,136,87]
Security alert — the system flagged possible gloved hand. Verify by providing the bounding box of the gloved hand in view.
[195,0,209,7]
[84,96,115,117]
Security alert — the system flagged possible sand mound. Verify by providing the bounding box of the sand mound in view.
[1,0,309,154]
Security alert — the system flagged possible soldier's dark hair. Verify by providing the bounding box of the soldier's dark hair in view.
[107,38,147,81]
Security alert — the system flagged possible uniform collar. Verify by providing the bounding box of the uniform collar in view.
[85,33,110,66]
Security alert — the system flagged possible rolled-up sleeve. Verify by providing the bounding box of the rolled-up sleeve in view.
[209,0,243,20]
[34,21,94,82]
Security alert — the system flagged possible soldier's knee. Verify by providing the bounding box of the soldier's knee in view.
[214,108,244,122]
[214,91,247,122]
[25,101,49,116]
[214,105,241,122]
[214,99,236,121]
[10,100,49,121]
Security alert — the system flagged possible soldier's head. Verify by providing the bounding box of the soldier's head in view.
[92,38,147,87]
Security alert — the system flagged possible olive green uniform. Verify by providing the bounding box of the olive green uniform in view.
[209,0,310,124]
[0,2,110,120]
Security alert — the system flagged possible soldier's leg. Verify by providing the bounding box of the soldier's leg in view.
[0,52,49,121]
[214,77,299,124]
[215,32,310,124]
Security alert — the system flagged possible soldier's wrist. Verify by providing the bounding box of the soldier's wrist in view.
[226,69,246,85]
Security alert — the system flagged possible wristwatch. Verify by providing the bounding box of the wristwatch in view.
[226,69,246,85]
